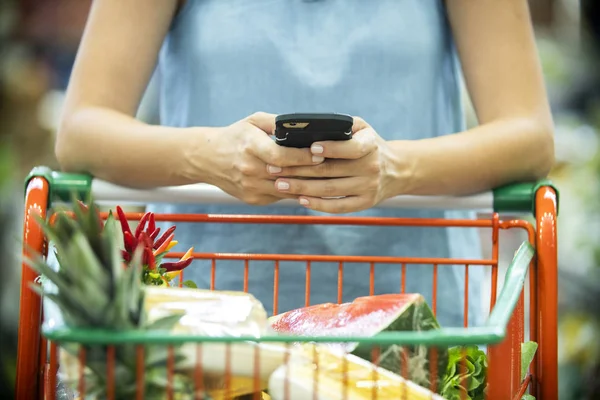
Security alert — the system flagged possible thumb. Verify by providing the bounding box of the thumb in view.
[351,116,370,134]
[245,111,277,134]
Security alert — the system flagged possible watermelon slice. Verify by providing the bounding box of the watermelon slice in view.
[269,293,448,390]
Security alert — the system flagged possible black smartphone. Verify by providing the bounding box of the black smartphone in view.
[274,113,353,148]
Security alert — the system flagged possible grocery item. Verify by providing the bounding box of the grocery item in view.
[144,286,293,384]
[26,201,196,399]
[268,344,445,400]
[269,294,448,388]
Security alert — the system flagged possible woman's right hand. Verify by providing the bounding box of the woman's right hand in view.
[201,112,324,205]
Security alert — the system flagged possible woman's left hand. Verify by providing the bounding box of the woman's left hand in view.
[268,117,408,213]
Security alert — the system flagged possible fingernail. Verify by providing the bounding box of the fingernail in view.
[311,144,324,154]
[299,198,309,206]
[312,155,324,163]
[276,181,290,191]
[268,165,282,174]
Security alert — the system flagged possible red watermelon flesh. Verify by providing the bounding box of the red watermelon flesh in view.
[269,293,447,390]
[270,293,423,337]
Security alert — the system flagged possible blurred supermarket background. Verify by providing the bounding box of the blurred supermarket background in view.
[1,0,599,398]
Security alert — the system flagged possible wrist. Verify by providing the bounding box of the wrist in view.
[178,126,225,185]
[385,140,419,198]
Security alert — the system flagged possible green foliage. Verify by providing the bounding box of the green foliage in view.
[182,280,198,289]
[143,266,169,286]
[521,341,538,382]
[440,346,488,400]
[439,341,538,400]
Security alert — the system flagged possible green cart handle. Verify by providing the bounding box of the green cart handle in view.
[25,166,559,215]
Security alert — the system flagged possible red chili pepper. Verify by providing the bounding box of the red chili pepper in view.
[150,228,161,240]
[147,213,156,235]
[141,245,149,266]
[121,250,131,263]
[135,212,151,238]
[160,258,193,272]
[116,206,132,236]
[123,231,136,253]
[138,232,153,250]
[153,226,176,250]
[146,247,156,270]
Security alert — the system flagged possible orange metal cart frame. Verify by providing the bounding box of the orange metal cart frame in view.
[15,168,559,399]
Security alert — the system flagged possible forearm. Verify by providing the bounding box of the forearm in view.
[393,118,554,196]
[55,107,217,188]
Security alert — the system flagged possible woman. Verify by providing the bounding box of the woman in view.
[55,0,554,327]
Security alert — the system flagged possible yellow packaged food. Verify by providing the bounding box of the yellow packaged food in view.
[269,345,444,400]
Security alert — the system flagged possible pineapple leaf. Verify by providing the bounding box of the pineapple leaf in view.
[32,214,66,250]
[65,233,111,308]
[105,209,115,225]
[144,313,185,332]
[52,211,79,243]
[28,282,44,297]
[67,230,106,281]
[71,193,88,226]
[127,247,146,321]
[24,254,77,299]
[88,198,105,234]
[144,349,187,369]
[128,257,145,325]
[101,215,120,301]
[142,368,195,394]
[30,216,75,280]
[114,263,135,328]
[103,214,122,284]
[43,293,98,327]
[71,194,104,257]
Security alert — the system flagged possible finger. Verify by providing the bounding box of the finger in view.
[245,111,277,134]
[298,195,369,214]
[251,138,324,168]
[310,128,377,160]
[270,158,361,178]
[244,179,299,199]
[242,194,297,206]
[234,156,276,180]
[275,177,365,197]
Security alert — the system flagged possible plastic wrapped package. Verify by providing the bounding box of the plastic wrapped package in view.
[143,287,296,398]
[143,286,271,338]
[269,345,445,400]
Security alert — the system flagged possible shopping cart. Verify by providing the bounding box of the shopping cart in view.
[15,166,559,400]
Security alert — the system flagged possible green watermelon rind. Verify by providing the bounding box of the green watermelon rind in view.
[350,295,449,391]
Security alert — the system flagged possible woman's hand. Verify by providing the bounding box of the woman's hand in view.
[204,112,324,206]
[268,117,410,213]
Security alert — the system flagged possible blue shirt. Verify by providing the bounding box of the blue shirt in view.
[149,0,485,327]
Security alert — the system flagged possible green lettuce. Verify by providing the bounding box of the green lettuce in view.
[440,341,538,400]
[521,341,538,381]
[440,346,488,400]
